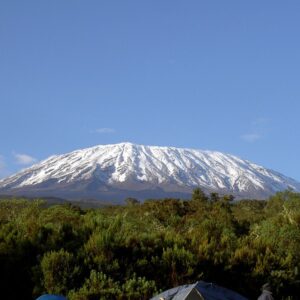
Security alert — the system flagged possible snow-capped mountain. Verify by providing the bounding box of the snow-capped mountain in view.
[0,143,299,202]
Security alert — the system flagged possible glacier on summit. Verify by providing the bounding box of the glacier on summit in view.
[0,142,299,202]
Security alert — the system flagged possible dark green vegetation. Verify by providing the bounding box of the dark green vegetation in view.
[0,190,300,300]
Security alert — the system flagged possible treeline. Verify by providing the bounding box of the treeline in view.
[0,190,300,299]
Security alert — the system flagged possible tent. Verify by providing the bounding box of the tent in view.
[150,281,248,300]
[36,295,67,300]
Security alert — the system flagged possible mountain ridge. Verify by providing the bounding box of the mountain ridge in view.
[0,142,299,202]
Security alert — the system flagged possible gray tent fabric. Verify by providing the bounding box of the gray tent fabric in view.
[150,281,248,300]
[173,286,204,300]
[36,295,67,300]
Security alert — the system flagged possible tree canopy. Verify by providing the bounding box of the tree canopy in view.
[0,190,299,299]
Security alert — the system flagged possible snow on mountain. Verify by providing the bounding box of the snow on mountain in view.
[0,142,299,201]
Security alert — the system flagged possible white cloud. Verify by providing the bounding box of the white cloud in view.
[241,133,261,143]
[241,117,270,143]
[14,153,37,165]
[94,128,116,134]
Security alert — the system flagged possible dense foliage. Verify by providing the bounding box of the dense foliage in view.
[0,190,300,299]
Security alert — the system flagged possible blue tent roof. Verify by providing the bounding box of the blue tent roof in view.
[151,281,248,300]
[36,295,67,300]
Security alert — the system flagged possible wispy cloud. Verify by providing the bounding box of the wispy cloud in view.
[241,133,261,143]
[241,117,270,143]
[14,153,37,165]
[94,128,116,134]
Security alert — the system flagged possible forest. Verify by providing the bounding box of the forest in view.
[0,190,299,300]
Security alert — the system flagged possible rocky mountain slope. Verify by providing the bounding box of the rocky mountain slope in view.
[0,143,299,202]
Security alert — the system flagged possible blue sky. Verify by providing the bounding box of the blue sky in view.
[1,1,300,181]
